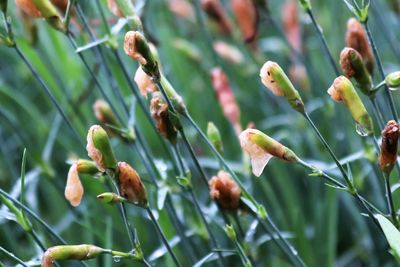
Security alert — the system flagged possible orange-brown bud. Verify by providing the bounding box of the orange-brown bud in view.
[168,0,194,19]
[282,1,301,51]
[211,67,241,134]
[379,120,399,173]
[64,162,84,207]
[201,0,231,34]
[16,0,42,17]
[209,170,241,211]
[231,0,258,43]
[213,41,244,64]
[117,162,147,207]
[134,67,158,98]
[150,92,178,143]
[346,18,374,75]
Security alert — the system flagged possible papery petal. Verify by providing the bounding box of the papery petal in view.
[64,163,84,207]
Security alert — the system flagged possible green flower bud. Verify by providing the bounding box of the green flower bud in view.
[124,31,160,80]
[260,61,305,113]
[207,122,223,154]
[239,129,299,177]
[225,224,236,241]
[327,76,374,136]
[97,192,126,204]
[299,0,311,10]
[0,195,32,232]
[385,71,400,88]
[42,245,105,267]
[86,125,117,172]
[340,47,372,95]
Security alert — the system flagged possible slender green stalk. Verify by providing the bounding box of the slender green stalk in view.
[305,9,341,76]
[64,0,76,28]
[383,172,398,227]
[363,21,399,120]
[0,247,28,267]
[145,206,182,267]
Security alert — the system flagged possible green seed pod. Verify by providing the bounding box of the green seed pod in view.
[327,76,374,136]
[260,61,305,113]
[340,47,372,95]
[86,125,117,172]
[124,31,160,80]
[207,122,223,154]
[225,224,237,241]
[385,71,400,88]
[42,245,105,267]
[97,192,126,204]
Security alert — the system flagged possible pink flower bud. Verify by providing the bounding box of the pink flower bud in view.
[231,0,258,43]
[124,31,148,65]
[64,162,84,207]
[211,67,241,134]
[282,1,301,51]
[168,0,194,19]
[213,41,244,64]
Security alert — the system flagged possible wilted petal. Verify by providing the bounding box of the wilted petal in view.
[64,163,84,207]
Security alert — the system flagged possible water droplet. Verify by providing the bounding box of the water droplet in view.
[355,123,368,137]
[113,256,122,262]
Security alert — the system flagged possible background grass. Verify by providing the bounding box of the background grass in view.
[1,0,400,266]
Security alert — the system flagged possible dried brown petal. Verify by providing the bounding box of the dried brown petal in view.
[379,120,399,173]
[150,93,178,142]
[16,0,42,17]
[282,1,301,51]
[86,125,106,172]
[117,162,147,206]
[209,170,241,211]
[201,0,231,34]
[134,67,158,97]
[231,0,258,43]
[64,163,84,207]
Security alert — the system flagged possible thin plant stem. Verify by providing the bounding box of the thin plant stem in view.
[383,172,398,226]
[145,206,182,267]
[29,230,46,251]
[0,247,28,267]
[13,45,84,147]
[363,21,399,120]
[305,9,341,76]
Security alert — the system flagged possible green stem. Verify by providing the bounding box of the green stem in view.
[145,206,182,267]
[383,172,398,226]
[0,247,28,267]
[363,21,399,120]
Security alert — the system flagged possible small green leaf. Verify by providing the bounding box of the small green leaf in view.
[376,214,400,262]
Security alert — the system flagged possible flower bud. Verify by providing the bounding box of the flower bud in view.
[213,41,244,64]
[150,92,178,143]
[86,125,117,172]
[124,31,160,79]
[299,0,311,10]
[93,99,121,129]
[379,120,399,173]
[207,122,223,154]
[211,67,241,134]
[76,159,100,175]
[209,170,241,211]
[134,67,158,98]
[385,71,400,88]
[97,192,126,204]
[260,61,304,113]
[225,224,237,240]
[282,1,301,51]
[339,47,372,95]
[239,128,298,177]
[168,0,194,19]
[64,162,84,207]
[231,0,258,43]
[327,76,374,136]
[346,18,374,75]
[42,245,104,267]
[16,0,42,17]
[117,162,147,207]
[201,0,231,34]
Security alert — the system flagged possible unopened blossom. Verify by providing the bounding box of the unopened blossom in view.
[134,67,158,97]
[97,192,126,204]
[339,47,372,94]
[117,162,147,207]
[239,129,298,177]
[213,41,244,64]
[231,0,258,43]
[209,170,241,211]
[207,122,223,154]
[327,76,374,135]
[150,92,178,142]
[379,120,399,173]
[86,125,117,172]
[42,245,104,267]
[168,0,194,19]
[211,67,241,134]
[15,0,41,17]
[385,71,400,88]
[346,18,374,75]
[124,31,147,65]
[93,100,121,128]
[201,0,231,34]
[260,61,304,113]
[282,0,301,51]
[64,163,84,207]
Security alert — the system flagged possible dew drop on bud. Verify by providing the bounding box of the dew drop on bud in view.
[355,123,368,137]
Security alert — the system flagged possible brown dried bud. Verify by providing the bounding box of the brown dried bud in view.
[201,0,231,34]
[117,162,147,207]
[150,92,178,143]
[379,120,399,173]
[282,1,301,51]
[346,18,374,75]
[209,170,241,211]
[231,0,258,43]
[210,67,241,134]
[134,67,158,98]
